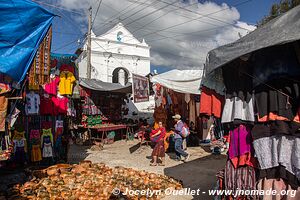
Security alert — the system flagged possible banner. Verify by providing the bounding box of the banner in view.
[132,74,149,103]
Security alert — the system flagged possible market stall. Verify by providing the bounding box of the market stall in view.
[0,1,55,168]
[151,69,203,141]
[78,78,132,144]
[204,5,300,199]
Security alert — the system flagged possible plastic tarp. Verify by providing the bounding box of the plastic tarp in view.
[79,78,132,94]
[0,0,54,82]
[151,69,203,94]
[205,5,300,74]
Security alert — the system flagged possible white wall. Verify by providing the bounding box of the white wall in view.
[78,23,150,82]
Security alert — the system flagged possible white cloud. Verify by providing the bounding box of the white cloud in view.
[56,0,256,69]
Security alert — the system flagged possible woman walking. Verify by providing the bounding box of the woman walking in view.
[150,122,166,166]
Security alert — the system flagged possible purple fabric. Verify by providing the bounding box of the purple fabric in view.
[15,147,25,163]
[228,124,253,159]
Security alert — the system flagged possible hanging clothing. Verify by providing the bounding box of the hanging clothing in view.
[199,86,224,118]
[228,125,252,159]
[29,128,44,161]
[0,96,8,131]
[184,94,190,104]
[59,71,76,95]
[255,78,300,123]
[26,92,40,115]
[202,116,214,140]
[44,76,60,96]
[55,120,63,141]
[51,95,68,115]
[13,137,26,163]
[228,125,256,169]
[224,159,256,195]
[253,135,300,181]
[221,96,255,123]
[189,99,196,124]
[31,145,42,162]
[251,121,300,139]
[40,95,54,115]
[222,59,253,103]
[41,129,53,158]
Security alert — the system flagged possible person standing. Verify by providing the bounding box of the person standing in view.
[173,114,190,161]
[150,122,166,166]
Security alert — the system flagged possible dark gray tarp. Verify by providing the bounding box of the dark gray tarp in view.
[79,78,132,94]
[205,5,300,74]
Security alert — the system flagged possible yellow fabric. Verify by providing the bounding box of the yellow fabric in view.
[41,128,53,146]
[59,72,76,95]
[65,72,76,95]
[31,145,42,162]
[164,131,174,151]
[58,72,67,95]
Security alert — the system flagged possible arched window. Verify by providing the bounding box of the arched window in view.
[112,67,129,85]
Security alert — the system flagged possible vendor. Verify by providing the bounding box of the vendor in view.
[150,122,166,166]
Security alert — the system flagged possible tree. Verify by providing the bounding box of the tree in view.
[258,0,300,26]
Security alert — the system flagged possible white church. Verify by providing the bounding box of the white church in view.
[77,23,154,119]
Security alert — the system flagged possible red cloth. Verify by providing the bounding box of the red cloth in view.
[40,96,54,115]
[51,96,68,115]
[199,86,224,118]
[151,127,166,141]
[42,121,52,129]
[44,77,60,96]
[60,64,75,74]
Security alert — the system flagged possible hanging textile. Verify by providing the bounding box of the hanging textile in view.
[200,86,224,118]
[0,96,8,131]
[28,27,52,90]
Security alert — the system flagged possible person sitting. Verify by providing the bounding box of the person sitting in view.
[150,121,166,166]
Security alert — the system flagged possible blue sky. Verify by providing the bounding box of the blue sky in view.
[38,0,280,73]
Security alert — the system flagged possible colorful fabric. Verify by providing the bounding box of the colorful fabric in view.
[31,145,42,162]
[151,140,165,157]
[253,135,300,180]
[44,76,60,96]
[224,159,256,193]
[0,83,11,94]
[51,96,68,115]
[151,127,166,141]
[42,142,53,158]
[40,96,54,115]
[60,64,75,74]
[0,96,8,131]
[41,129,53,146]
[29,130,40,145]
[199,86,224,118]
[59,71,76,95]
[228,125,253,159]
[26,93,40,115]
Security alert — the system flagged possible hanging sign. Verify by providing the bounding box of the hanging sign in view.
[132,74,149,103]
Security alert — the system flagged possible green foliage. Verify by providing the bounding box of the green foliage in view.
[258,0,300,26]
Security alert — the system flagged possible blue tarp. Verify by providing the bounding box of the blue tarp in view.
[0,0,55,82]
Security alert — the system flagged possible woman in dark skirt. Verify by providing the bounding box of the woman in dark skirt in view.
[150,122,166,166]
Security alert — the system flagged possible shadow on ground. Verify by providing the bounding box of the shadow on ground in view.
[67,144,92,164]
[164,154,227,200]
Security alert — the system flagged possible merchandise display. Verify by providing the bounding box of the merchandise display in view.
[10,161,182,200]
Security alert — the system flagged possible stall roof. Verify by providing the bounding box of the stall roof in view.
[79,78,132,94]
[205,5,300,74]
[151,69,203,94]
[0,0,54,82]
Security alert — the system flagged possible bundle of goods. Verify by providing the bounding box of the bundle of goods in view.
[9,161,182,200]
[0,146,13,161]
